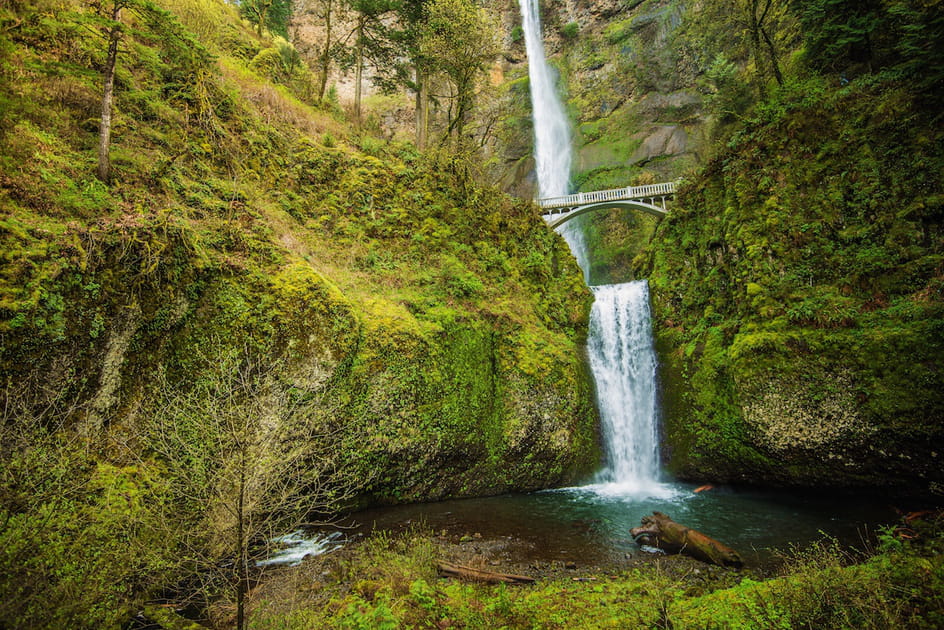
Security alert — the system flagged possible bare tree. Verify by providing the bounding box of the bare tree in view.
[293,0,350,103]
[146,347,361,630]
[96,0,129,182]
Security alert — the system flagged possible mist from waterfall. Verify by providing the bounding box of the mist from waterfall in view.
[518,1,668,497]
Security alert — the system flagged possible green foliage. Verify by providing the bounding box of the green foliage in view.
[0,410,172,629]
[250,523,944,629]
[886,0,944,92]
[706,51,754,122]
[642,74,944,488]
[793,0,944,91]
[0,0,600,623]
[510,24,524,43]
[792,0,884,73]
[249,38,302,84]
[560,20,579,40]
[420,0,499,142]
[239,0,292,38]
[0,0,599,620]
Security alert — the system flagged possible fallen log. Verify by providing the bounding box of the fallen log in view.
[630,511,743,568]
[437,561,535,584]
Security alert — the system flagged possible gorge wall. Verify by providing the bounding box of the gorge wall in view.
[502,0,943,496]
[641,80,943,495]
[0,0,599,507]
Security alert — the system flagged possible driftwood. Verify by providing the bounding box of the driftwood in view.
[630,511,743,568]
[437,561,535,584]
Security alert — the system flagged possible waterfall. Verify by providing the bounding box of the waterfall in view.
[516,0,593,277]
[518,1,666,496]
[517,0,571,199]
[587,282,663,494]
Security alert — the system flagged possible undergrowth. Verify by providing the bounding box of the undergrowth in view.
[248,517,944,629]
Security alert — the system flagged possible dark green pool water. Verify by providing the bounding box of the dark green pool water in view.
[340,480,897,568]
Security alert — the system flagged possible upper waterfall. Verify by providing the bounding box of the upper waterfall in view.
[517,0,571,198]
[517,0,591,276]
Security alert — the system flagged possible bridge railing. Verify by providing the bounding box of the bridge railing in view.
[537,182,677,211]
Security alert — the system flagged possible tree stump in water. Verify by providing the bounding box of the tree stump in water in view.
[630,511,743,568]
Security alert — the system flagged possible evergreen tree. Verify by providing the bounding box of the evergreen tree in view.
[240,0,293,38]
[886,0,944,93]
[792,0,883,72]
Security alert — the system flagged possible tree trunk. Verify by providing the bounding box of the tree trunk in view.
[236,464,247,630]
[437,562,535,584]
[452,75,474,149]
[354,21,364,122]
[317,0,334,103]
[415,65,428,149]
[747,0,766,96]
[761,24,783,85]
[630,511,743,568]
[97,1,122,183]
[757,0,783,86]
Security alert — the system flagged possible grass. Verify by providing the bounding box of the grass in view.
[245,515,944,629]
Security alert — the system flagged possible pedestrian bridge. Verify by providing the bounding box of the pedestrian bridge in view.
[537,182,678,229]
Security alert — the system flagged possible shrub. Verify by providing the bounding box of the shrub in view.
[561,21,579,40]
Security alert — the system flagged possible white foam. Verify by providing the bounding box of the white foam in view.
[256,530,344,567]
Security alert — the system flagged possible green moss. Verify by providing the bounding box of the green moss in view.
[0,1,606,623]
[250,522,944,629]
[0,0,599,502]
[642,76,944,492]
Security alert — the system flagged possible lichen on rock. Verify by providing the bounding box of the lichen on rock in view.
[740,369,874,457]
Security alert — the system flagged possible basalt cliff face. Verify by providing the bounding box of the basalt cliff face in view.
[501,0,943,496]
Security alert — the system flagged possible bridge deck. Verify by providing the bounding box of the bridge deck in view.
[537,182,677,211]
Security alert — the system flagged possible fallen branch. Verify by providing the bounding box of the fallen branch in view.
[437,561,535,584]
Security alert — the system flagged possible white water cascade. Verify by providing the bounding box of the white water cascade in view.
[518,1,668,496]
[586,282,665,495]
[517,0,570,198]
[517,0,591,276]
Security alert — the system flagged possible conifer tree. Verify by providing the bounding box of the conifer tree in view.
[240,0,293,37]
[792,0,882,72]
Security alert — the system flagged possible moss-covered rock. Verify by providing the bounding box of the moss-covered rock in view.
[0,0,599,508]
[642,77,944,495]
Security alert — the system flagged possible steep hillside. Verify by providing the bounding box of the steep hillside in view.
[1,0,599,500]
[0,1,598,624]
